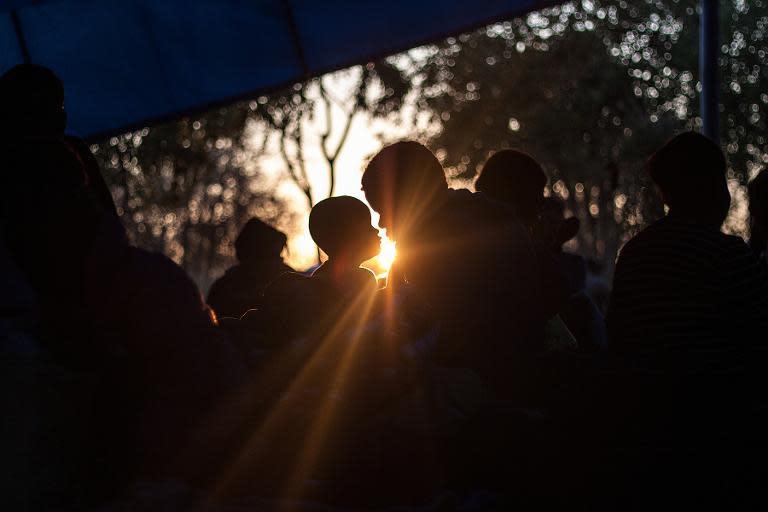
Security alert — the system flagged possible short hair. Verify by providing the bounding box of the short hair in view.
[234,218,286,263]
[748,168,768,226]
[0,64,65,135]
[361,141,448,216]
[647,131,726,204]
[309,195,372,256]
[476,150,547,218]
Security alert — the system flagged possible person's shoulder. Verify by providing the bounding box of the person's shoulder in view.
[446,188,475,201]
[447,188,524,230]
[127,248,197,288]
[218,263,244,281]
[273,270,310,284]
[450,188,512,213]
[674,223,753,258]
[121,248,206,311]
[616,217,684,256]
[720,232,752,250]
[207,264,240,294]
[356,266,379,289]
[613,224,657,267]
[264,271,311,296]
[718,233,766,268]
[129,246,178,268]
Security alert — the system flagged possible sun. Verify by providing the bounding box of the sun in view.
[377,235,397,271]
[363,234,396,278]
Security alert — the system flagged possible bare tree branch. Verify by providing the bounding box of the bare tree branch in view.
[319,81,333,164]
[318,78,362,197]
[293,118,313,205]
[278,128,312,208]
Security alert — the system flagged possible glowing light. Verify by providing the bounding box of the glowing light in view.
[375,236,396,272]
[207,281,380,503]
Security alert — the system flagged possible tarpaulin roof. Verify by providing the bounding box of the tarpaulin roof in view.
[2,0,557,139]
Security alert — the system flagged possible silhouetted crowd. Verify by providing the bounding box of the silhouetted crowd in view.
[3,64,768,511]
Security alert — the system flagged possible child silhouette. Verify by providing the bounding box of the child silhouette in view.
[309,195,380,296]
[252,196,381,347]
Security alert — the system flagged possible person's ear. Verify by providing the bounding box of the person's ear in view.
[556,217,580,246]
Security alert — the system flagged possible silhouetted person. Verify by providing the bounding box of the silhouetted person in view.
[1,139,242,506]
[475,150,569,323]
[0,64,118,220]
[309,195,380,294]
[597,133,768,509]
[607,132,768,372]
[224,198,421,503]
[475,149,548,227]
[207,218,293,319]
[1,139,103,351]
[748,168,768,268]
[257,196,380,344]
[362,141,542,392]
[0,64,65,138]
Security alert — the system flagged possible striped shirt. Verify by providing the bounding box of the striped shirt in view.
[606,217,768,373]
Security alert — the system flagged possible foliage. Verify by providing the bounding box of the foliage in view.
[249,61,412,207]
[95,0,768,284]
[93,105,287,288]
[95,60,411,283]
[415,0,768,262]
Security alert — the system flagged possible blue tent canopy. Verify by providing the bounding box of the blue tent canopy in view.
[1,0,555,140]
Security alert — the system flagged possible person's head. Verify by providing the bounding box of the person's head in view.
[235,218,287,264]
[648,131,730,227]
[0,64,66,138]
[309,196,380,263]
[361,141,448,241]
[748,168,768,241]
[475,149,547,226]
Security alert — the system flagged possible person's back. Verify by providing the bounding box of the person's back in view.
[607,132,768,373]
[397,188,535,331]
[207,217,293,319]
[474,150,570,320]
[602,134,768,507]
[85,231,244,487]
[258,196,380,342]
[609,218,767,368]
[307,195,379,297]
[207,260,293,319]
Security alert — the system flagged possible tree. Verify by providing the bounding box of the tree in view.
[250,61,412,209]
[412,0,768,264]
[93,105,290,288]
[94,60,411,282]
[96,0,768,282]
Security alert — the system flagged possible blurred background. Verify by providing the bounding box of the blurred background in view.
[89,0,766,291]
